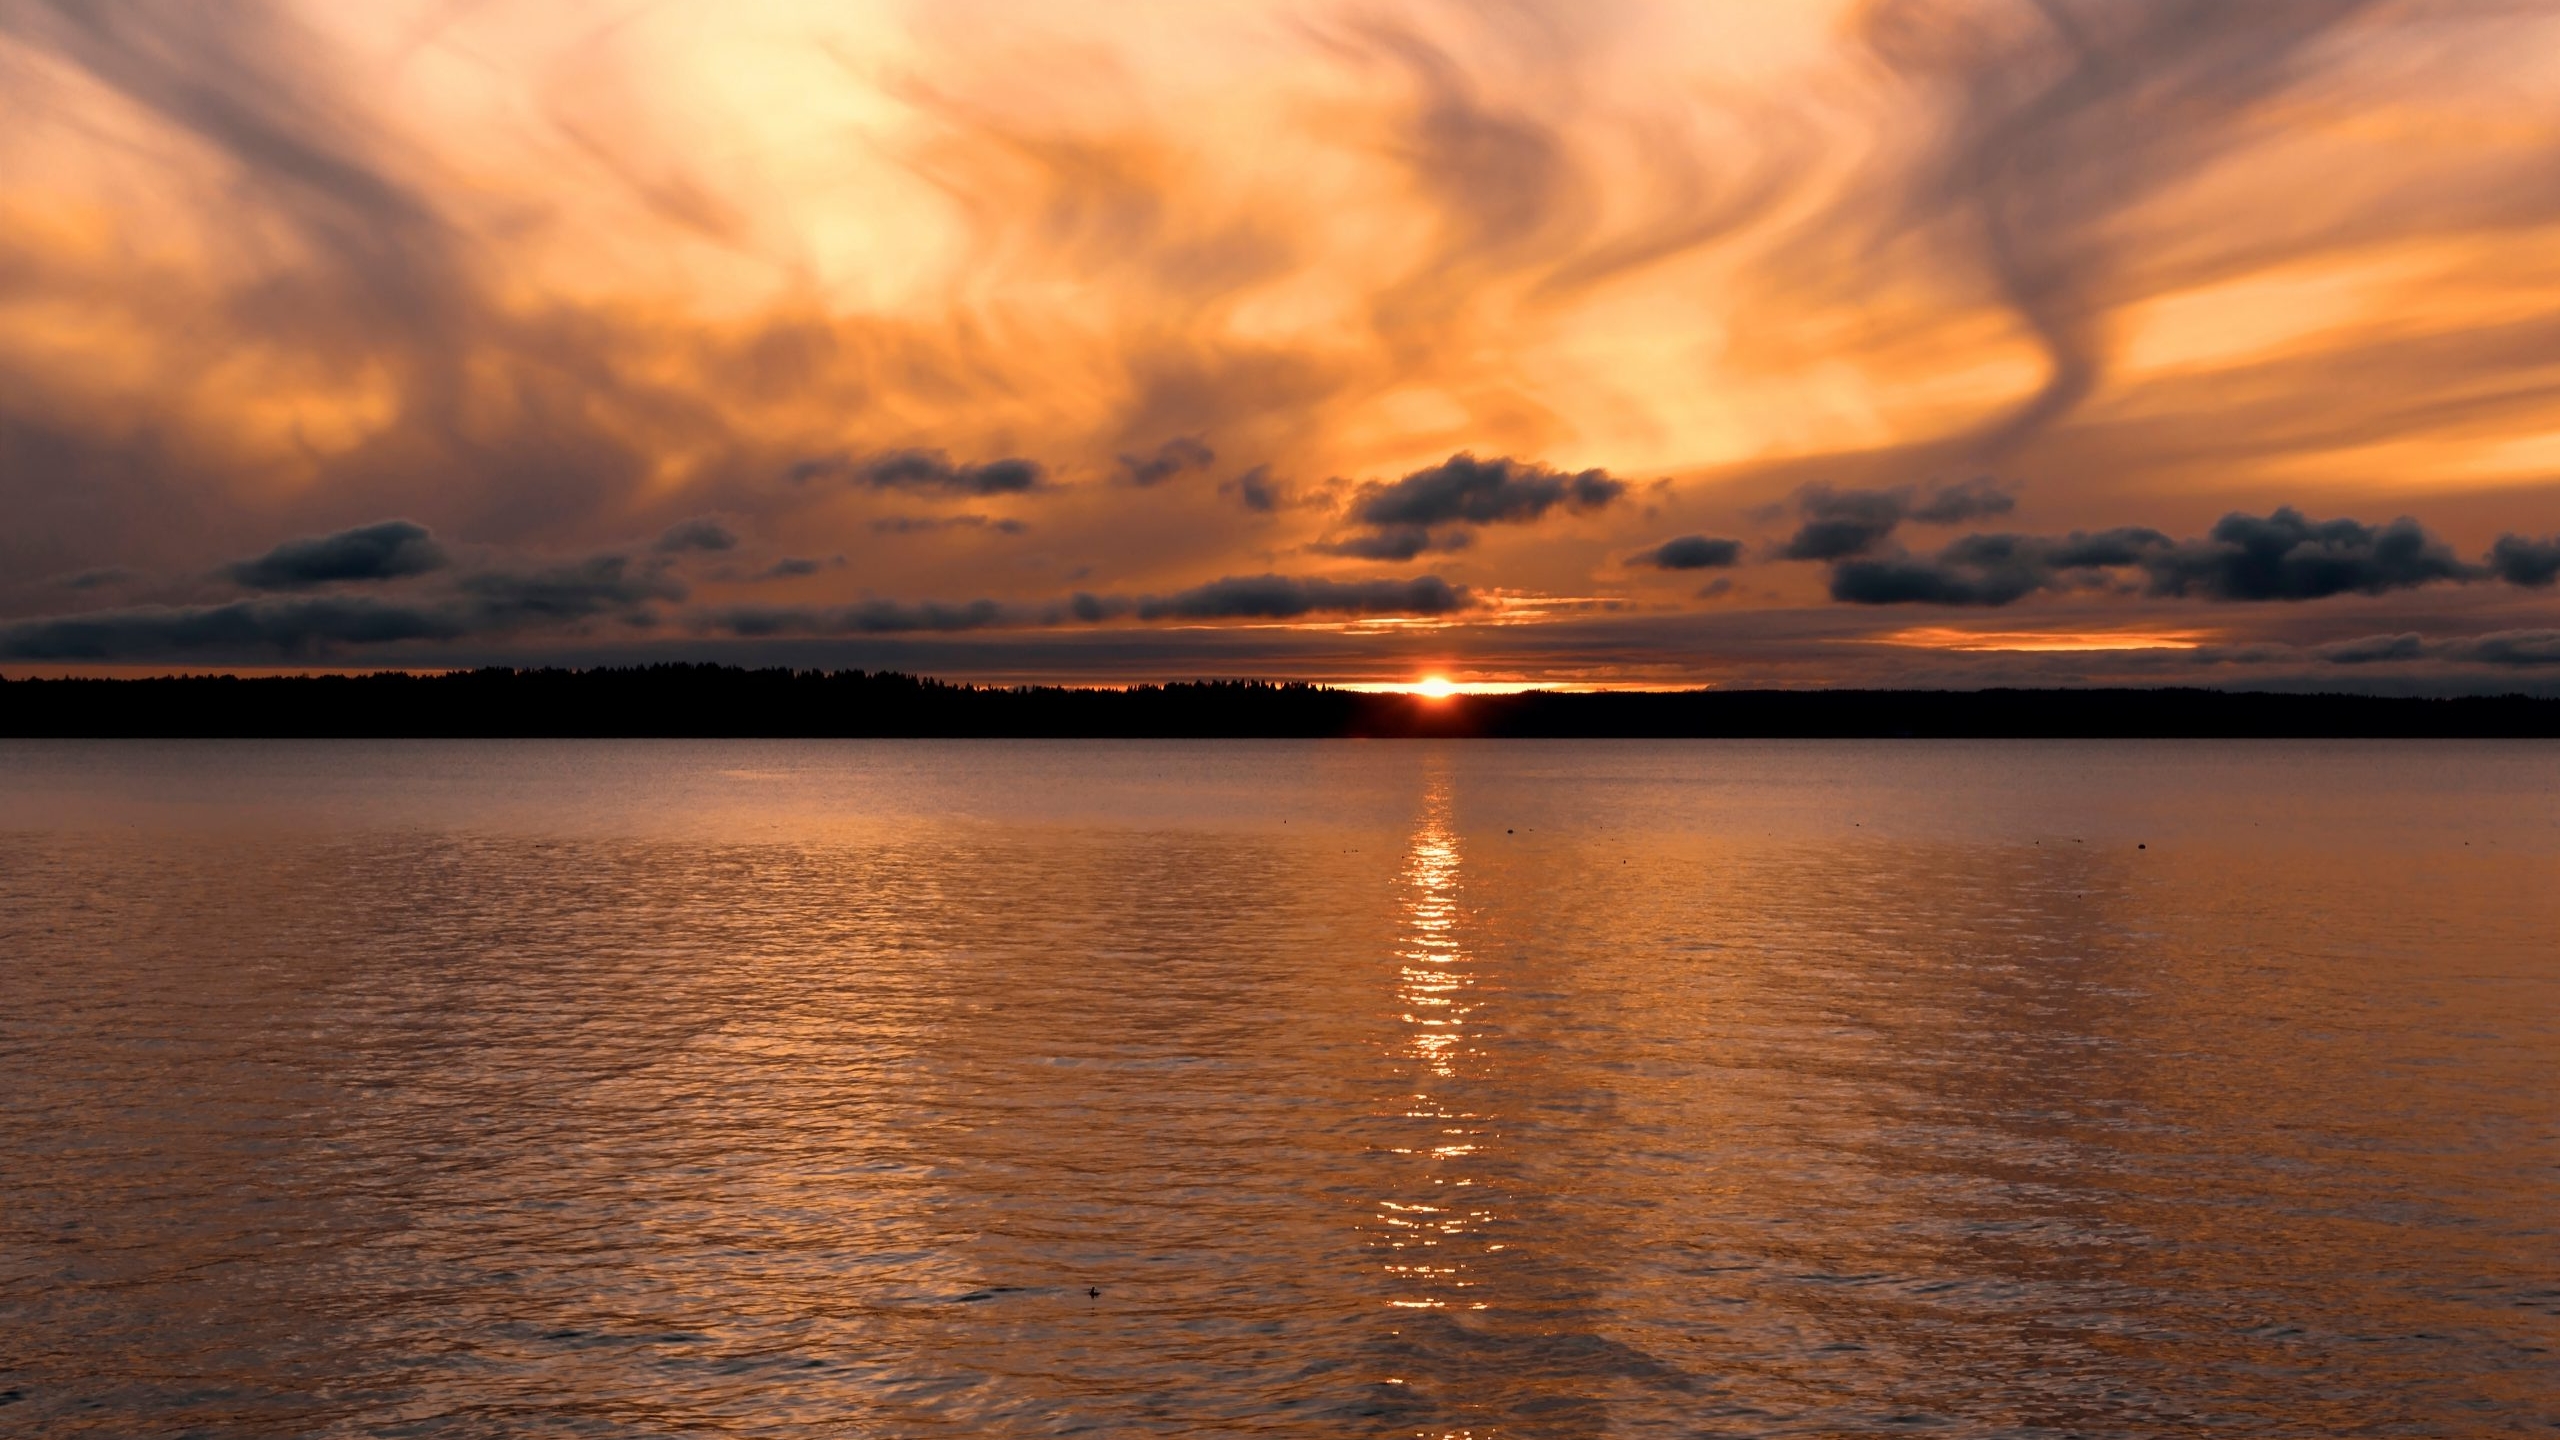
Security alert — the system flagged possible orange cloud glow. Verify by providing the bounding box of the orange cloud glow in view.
[1874,627,2217,654]
[4,0,2559,688]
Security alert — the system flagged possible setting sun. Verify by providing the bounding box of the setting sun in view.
[1414,676,1458,700]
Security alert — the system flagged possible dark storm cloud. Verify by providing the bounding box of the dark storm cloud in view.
[223,520,449,589]
[2143,509,2473,602]
[1777,480,2017,561]
[1908,477,2018,525]
[706,599,1011,636]
[1225,466,1283,513]
[2453,630,2560,667]
[54,567,137,591]
[706,571,1472,635]
[1322,453,1622,557]
[1827,527,2172,605]
[2487,534,2560,588]
[1117,435,1216,487]
[2316,629,2560,668]
[0,553,1478,658]
[1127,573,1474,621]
[2317,632,2427,665]
[789,450,1046,496]
[0,595,464,659]
[1348,453,1624,528]
[1832,552,2031,606]
[1778,488,1911,562]
[755,557,838,580]
[1635,535,1743,571]
[1823,507,2499,607]
[0,543,699,659]
[653,518,738,554]
[456,556,686,623]
[870,514,1028,535]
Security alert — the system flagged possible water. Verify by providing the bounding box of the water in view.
[1,740,2554,1438]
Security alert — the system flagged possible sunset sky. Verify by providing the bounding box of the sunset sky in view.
[5,0,2560,689]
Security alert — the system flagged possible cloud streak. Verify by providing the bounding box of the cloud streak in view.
[654,519,738,554]
[1821,0,2398,457]
[1118,436,1216,487]
[795,450,1047,496]
[1824,508,2531,607]
[1127,573,1473,622]
[0,596,465,660]
[707,572,1475,639]
[223,520,449,590]
[1634,535,1743,571]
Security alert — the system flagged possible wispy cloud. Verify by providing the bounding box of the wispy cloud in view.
[3,1,2557,687]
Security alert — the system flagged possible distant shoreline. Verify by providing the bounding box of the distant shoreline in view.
[3,667,2556,738]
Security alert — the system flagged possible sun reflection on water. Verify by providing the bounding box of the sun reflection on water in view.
[1371,767,1497,1324]
[6,744,2557,1435]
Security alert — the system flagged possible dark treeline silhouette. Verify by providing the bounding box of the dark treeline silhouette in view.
[3,666,2556,737]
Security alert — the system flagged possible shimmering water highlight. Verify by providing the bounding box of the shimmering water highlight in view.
[2,740,2554,1437]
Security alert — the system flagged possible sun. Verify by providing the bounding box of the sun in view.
[1414,675,1458,699]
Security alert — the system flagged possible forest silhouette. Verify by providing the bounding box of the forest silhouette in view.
[4,667,2555,737]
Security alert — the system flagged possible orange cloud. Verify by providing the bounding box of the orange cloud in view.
[3,0,2559,685]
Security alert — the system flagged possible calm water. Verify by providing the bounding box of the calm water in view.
[1,740,2555,1438]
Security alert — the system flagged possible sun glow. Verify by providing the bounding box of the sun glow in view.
[1335,676,1561,696]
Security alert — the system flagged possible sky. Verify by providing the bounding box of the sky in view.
[4,0,2560,691]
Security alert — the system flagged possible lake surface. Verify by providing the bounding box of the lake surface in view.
[2,740,2555,1438]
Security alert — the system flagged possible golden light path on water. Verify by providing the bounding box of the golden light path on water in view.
[1374,767,1491,1327]
[4,740,2558,1437]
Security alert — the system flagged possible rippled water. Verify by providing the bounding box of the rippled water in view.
[2,740,2555,1438]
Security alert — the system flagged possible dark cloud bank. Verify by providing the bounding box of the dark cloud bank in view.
[790,450,1047,496]
[0,556,689,661]
[706,573,1476,639]
[1776,479,2016,562]
[1824,506,2549,608]
[2,520,687,659]
[1635,535,1744,571]
[653,518,738,554]
[870,514,1027,536]
[1324,453,1627,560]
[2311,630,2560,668]
[1118,436,1216,487]
[1,596,469,659]
[1,507,1489,658]
[223,519,448,589]
[52,567,138,592]
[1227,466,1283,513]
[1106,573,1470,623]
[8,493,2557,693]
